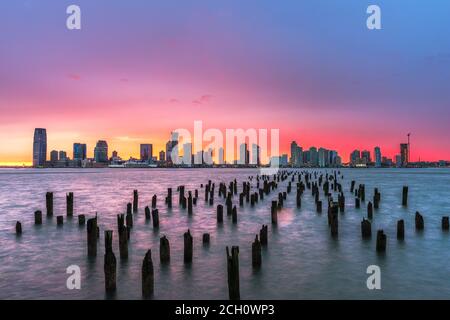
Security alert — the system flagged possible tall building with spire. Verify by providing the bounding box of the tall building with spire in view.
[33,128,47,167]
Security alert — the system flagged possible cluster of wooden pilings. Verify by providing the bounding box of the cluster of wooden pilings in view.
[13,168,450,299]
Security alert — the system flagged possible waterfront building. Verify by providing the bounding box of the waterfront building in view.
[400,143,409,166]
[50,150,58,163]
[251,144,260,166]
[59,151,67,161]
[350,150,361,166]
[94,140,108,163]
[159,150,165,162]
[32,128,47,167]
[218,147,225,165]
[140,144,153,161]
[239,143,249,165]
[182,143,192,165]
[309,147,318,166]
[374,147,382,167]
[361,150,371,164]
[73,143,87,160]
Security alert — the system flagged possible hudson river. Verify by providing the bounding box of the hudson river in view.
[0,168,449,299]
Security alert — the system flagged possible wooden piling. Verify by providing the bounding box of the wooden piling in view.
[104,230,116,292]
[397,219,405,240]
[142,249,154,298]
[184,229,193,263]
[402,186,408,206]
[78,214,85,226]
[232,206,237,224]
[217,204,223,223]
[56,215,63,226]
[152,194,157,208]
[367,201,373,220]
[415,211,424,230]
[167,188,172,208]
[271,201,277,224]
[252,236,262,268]
[226,246,240,300]
[126,211,133,228]
[87,217,97,257]
[355,198,360,209]
[133,190,138,213]
[160,236,170,263]
[202,233,210,245]
[376,230,386,253]
[442,216,449,231]
[66,192,74,216]
[46,192,53,217]
[259,225,268,246]
[316,200,322,213]
[361,219,371,239]
[34,210,42,225]
[151,209,159,228]
[145,206,151,221]
[16,221,22,235]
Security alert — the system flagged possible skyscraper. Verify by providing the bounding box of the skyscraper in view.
[374,147,382,167]
[239,143,248,165]
[165,132,179,164]
[73,143,87,160]
[318,148,329,167]
[59,151,67,161]
[32,128,47,167]
[361,150,371,164]
[350,150,361,165]
[50,150,58,164]
[251,143,260,166]
[309,147,318,166]
[182,143,192,165]
[140,144,153,161]
[94,140,108,163]
[218,147,225,165]
[290,141,303,167]
[400,143,409,166]
[159,150,165,162]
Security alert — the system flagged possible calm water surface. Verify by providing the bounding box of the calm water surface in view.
[0,168,449,299]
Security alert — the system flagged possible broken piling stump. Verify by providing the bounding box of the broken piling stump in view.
[259,225,268,246]
[56,215,63,226]
[66,192,74,216]
[415,211,424,230]
[376,230,386,253]
[87,217,97,257]
[184,229,193,263]
[142,249,154,298]
[252,235,262,268]
[160,236,170,263]
[226,246,240,300]
[78,214,85,226]
[217,204,223,223]
[16,221,22,235]
[397,219,405,240]
[402,186,408,206]
[361,219,371,239]
[34,210,42,225]
[133,190,138,213]
[442,216,449,231]
[104,230,116,292]
[46,192,53,217]
[202,233,210,245]
[151,209,159,228]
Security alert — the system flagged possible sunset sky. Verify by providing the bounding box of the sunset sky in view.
[1,0,450,165]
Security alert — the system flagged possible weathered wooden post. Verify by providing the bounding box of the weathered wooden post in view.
[271,201,277,224]
[367,201,373,220]
[226,246,240,300]
[202,233,210,245]
[160,236,170,263]
[397,219,405,240]
[188,193,193,215]
[217,204,223,223]
[442,216,449,231]
[355,198,360,209]
[252,235,262,268]
[184,229,193,263]
[142,249,154,298]
[350,180,355,193]
[46,192,53,217]
[145,206,151,221]
[167,188,172,208]
[66,192,74,216]
[402,186,408,206]
[329,204,338,237]
[415,211,424,230]
[152,209,159,228]
[296,193,301,208]
[361,219,371,239]
[57,215,64,226]
[78,214,85,226]
[87,217,97,257]
[152,194,157,208]
[126,211,133,228]
[104,230,116,292]
[232,206,237,224]
[34,210,42,225]
[316,200,322,213]
[117,214,128,260]
[15,221,22,235]
[376,230,386,253]
[260,225,268,246]
[133,190,138,213]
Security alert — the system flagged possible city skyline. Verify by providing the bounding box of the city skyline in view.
[2,1,450,165]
